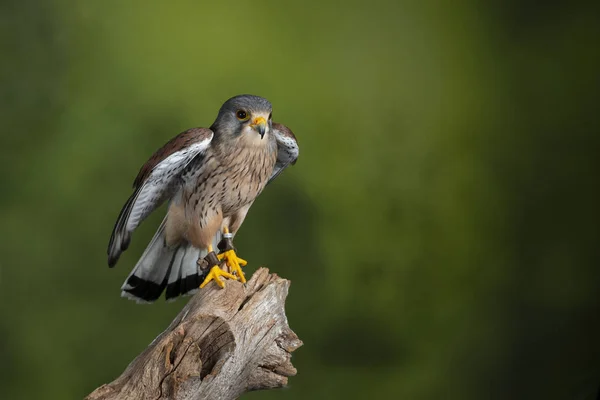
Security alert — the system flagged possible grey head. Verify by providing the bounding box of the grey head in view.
[210,94,273,140]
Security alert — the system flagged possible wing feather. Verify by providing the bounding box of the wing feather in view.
[268,123,299,184]
[108,128,213,267]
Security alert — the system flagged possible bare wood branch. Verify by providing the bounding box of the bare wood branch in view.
[86,268,302,400]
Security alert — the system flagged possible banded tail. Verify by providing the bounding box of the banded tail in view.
[120,217,220,303]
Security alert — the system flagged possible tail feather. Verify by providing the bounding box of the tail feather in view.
[165,244,207,300]
[120,217,213,303]
[165,246,185,297]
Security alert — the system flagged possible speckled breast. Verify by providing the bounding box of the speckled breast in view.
[217,144,277,215]
[182,140,277,219]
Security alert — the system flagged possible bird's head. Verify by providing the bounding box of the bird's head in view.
[211,94,273,142]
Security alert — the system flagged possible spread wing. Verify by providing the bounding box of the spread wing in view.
[107,128,214,267]
[269,122,299,184]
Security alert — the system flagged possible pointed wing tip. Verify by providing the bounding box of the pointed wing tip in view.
[108,257,118,268]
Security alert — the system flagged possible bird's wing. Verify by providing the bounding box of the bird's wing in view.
[268,123,299,184]
[108,128,214,267]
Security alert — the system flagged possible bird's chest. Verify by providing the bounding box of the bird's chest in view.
[185,144,276,216]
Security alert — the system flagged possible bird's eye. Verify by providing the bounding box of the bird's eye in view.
[236,110,248,120]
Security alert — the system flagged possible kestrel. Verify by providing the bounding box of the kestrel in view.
[107,95,299,302]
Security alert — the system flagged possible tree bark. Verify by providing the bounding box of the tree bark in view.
[86,268,302,400]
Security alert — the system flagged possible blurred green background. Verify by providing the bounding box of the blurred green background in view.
[1,1,599,399]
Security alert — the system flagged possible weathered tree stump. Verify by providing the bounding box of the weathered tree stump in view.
[86,268,302,400]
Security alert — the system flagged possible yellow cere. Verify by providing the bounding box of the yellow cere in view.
[251,116,266,126]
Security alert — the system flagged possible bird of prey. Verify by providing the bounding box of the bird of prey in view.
[107,94,299,302]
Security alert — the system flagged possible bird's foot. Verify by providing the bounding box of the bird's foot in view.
[199,251,238,289]
[217,236,247,283]
[217,250,247,283]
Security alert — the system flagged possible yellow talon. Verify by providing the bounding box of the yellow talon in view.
[217,249,248,283]
[200,265,238,289]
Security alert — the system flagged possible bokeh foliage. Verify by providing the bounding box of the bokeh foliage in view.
[1,1,599,399]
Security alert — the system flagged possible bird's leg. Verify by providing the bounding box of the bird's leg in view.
[217,227,247,283]
[199,244,238,289]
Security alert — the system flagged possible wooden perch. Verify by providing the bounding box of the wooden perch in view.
[86,268,302,400]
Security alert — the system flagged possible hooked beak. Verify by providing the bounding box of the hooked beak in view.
[250,116,267,139]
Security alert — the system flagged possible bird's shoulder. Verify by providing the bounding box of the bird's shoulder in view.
[133,127,214,188]
[272,122,299,165]
[272,122,297,142]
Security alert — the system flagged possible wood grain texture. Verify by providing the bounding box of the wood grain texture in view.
[86,268,302,400]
